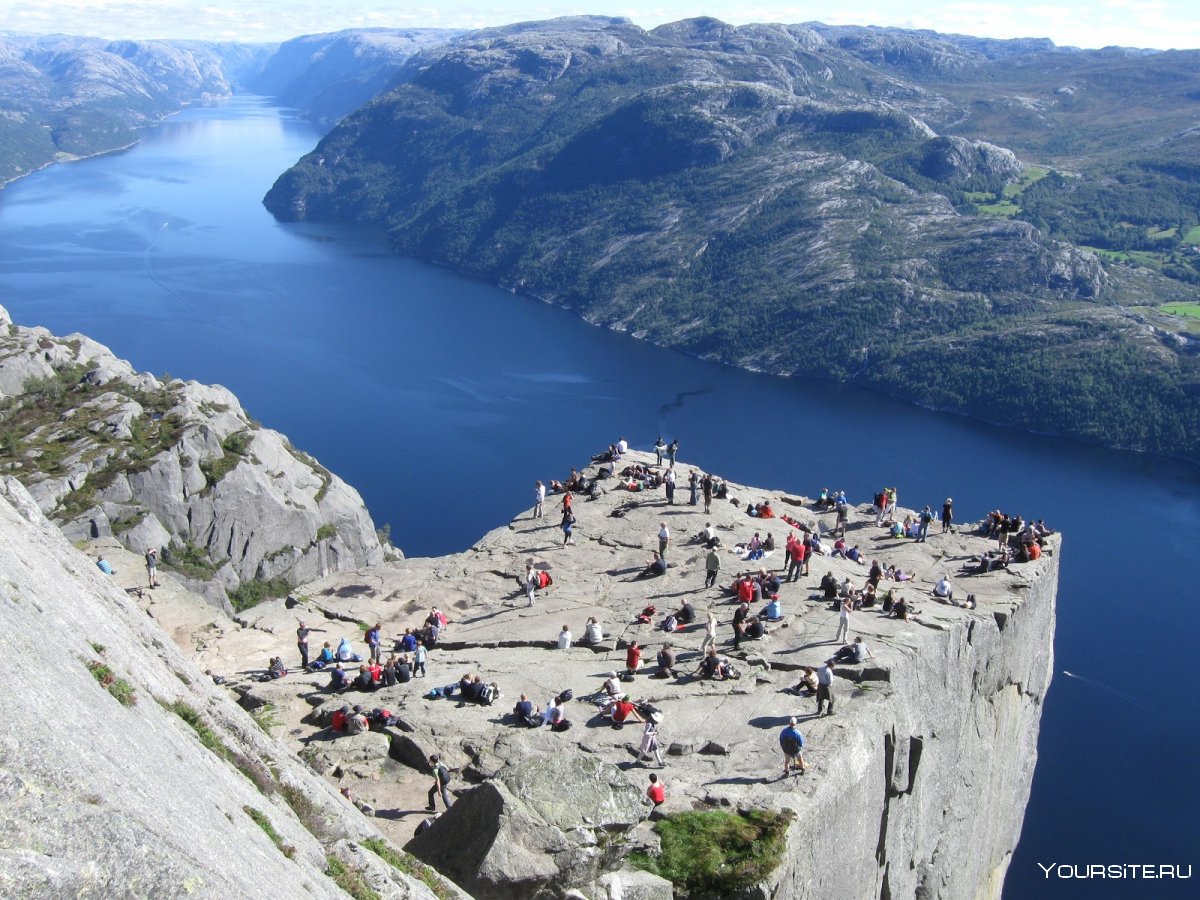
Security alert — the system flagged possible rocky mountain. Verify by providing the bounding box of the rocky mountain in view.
[0,475,445,899]
[0,305,392,611]
[263,16,1200,465]
[0,32,274,184]
[247,28,461,128]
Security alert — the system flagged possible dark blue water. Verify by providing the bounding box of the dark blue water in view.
[1,96,1196,897]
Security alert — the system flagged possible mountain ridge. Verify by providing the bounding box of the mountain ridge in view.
[263,16,1200,464]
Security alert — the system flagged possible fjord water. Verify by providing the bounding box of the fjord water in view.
[0,97,1196,897]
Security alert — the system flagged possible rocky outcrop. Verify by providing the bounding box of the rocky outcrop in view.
[0,305,393,610]
[0,475,444,899]
[407,756,648,899]
[171,450,1057,899]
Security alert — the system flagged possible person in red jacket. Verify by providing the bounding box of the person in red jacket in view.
[626,641,642,673]
[646,773,665,808]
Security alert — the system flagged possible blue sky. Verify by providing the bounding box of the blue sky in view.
[1,1,1197,50]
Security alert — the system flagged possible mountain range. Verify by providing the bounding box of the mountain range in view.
[264,16,1200,463]
[2,17,1199,463]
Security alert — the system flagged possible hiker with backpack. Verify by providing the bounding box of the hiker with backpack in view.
[426,755,452,811]
[779,717,807,777]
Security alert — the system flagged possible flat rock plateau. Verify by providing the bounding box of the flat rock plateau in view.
[114,450,1058,899]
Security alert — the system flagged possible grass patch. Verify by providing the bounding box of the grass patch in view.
[244,806,295,859]
[315,524,337,542]
[110,508,148,534]
[1183,225,1200,244]
[975,199,1019,217]
[361,838,456,900]
[86,659,137,707]
[228,575,292,613]
[251,703,282,733]
[164,699,277,794]
[1162,302,1200,319]
[629,809,794,897]
[326,856,380,900]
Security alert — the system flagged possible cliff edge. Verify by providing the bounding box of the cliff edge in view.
[185,451,1057,899]
[0,305,393,611]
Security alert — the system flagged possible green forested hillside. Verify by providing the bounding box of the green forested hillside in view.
[264,16,1200,463]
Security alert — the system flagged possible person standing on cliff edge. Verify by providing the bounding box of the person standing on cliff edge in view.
[941,497,954,533]
[779,717,807,777]
[534,480,545,519]
[296,620,325,670]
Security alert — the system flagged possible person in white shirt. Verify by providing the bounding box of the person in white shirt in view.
[534,480,545,518]
[582,616,603,645]
[617,437,628,455]
[658,523,670,558]
[835,597,852,643]
[525,560,538,608]
[557,624,573,650]
[934,575,954,603]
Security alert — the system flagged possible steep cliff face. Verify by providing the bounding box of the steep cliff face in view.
[0,305,392,610]
[768,549,1057,899]
[175,450,1057,900]
[0,476,445,899]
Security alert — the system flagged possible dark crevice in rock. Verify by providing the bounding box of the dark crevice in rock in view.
[966,620,976,645]
[993,610,1008,632]
[880,863,893,900]
[904,736,923,796]
[877,730,895,863]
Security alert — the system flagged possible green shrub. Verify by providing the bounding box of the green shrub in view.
[325,856,379,900]
[244,806,295,858]
[361,838,456,900]
[315,524,337,542]
[86,659,137,707]
[161,541,219,580]
[228,576,292,613]
[630,809,794,896]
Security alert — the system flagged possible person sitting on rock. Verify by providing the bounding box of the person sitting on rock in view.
[458,672,474,699]
[892,597,915,621]
[640,552,668,578]
[331,703,351,733]
[743,616,766,641]
[336,638,361,663]
[367,660,383,684]
[345,705,370,735]
[514,694,540,727]
[606,697,644,726]
[258,656,287,682]
[353,664,375,691]
[581,616,603,645]
[761,598,783,622]
[380,657,398,687]
[95,555,115,575]
[758,501,775,519]
[792,666,819,696]
[676,598,696,626]
[820,572,840,600]
[396,656,412,683]
[833,636,876,664]
[626,641,643,673]
[693,647,728,680]
[857,583,878,609]
[328,663,349,691]
[655,643,680,678]
[315,642,336,667]
[557,624,573,650]
[600,672,623,702]
[396,629,418,653]
[933,576,954,603]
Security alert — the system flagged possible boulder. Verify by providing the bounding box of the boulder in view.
[407,755,647,899]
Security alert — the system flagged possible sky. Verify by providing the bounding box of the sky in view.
[0,0,1197,51]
